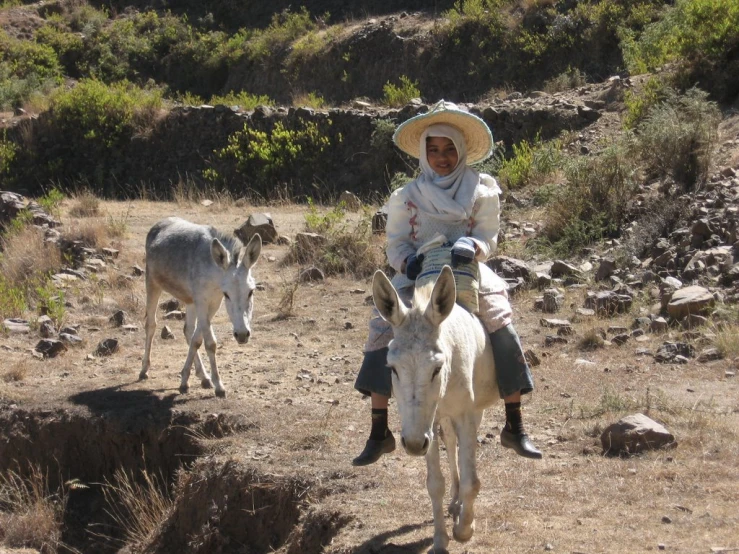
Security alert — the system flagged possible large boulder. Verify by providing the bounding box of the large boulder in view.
[666,285,715,319]
[601,413,676,455]
[234,213,278,244]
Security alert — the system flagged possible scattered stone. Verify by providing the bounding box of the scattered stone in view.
[3,318,31,334]
[161,325,176,340]
[545,335,568,346]
[655,342,695,363]
[59,333,83,345]
[372,210,388,234]
[160,298,181,312]
[132,265,145,276]
[488,256,532,281]
[595,258,617,282]
[95,338,119,356]
[650,317,669,333]
[102,247,119,259]
[611,334,630,345]
[110,310,127,327]
[540,318,571,329]
[542,289,564,313]
[295,232,327,253]
[164,310,186,320]
[524,349,540,366]
[601,413,676,455]
[551,260,581,278]
[39,319,56,338]
[338,191,362,211]
[576,308,595,317]
[234,213,278,244]
[697,348,722,363]
[35,339,67,358]
[122,324,139,332]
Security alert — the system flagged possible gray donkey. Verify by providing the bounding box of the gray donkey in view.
[140,217,262,397]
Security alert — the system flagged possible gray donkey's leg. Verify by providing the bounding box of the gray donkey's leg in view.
[184,305,212,389]
[202,297,225,397]
[140,275,161,380]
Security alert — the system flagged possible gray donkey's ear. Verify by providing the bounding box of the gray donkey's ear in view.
[239,233,262,268]
[425,265,456,327]
[211,238,231,270]
[373,270,407,327]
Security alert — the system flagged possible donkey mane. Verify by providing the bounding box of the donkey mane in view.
[209,227,244,263]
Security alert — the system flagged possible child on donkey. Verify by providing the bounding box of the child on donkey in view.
[353,100,542,466]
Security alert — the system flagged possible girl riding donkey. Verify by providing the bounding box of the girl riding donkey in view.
[353,100,542,465]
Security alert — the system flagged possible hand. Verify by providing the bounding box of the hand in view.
[450,237,476,267]
[405,253,424,281]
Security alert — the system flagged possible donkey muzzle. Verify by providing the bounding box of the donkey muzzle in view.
[234,330,251,344]
[401,434,430,456]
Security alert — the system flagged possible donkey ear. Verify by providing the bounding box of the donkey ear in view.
[373,270,407,327]
[426,265,456,326]
[211,238,231,270]
[239,233,262,269]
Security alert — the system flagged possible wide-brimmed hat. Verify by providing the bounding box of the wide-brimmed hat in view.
[393,100,493,164]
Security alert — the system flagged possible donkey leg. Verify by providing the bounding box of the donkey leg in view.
[452,412,483,543]
[184,305,211,389]
[179,323,204,394]
[426,432,450,553]
[201,299,225,397]
[440,418,461,518]
[140,277,161,380]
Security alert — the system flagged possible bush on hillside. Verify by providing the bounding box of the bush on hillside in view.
[541,137,640,254]
[0,30,63,109]
[622,0,739,101]
[637,87,720,190]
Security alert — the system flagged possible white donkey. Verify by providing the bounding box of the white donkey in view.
[373,265,498,553]
[140,217,262,398]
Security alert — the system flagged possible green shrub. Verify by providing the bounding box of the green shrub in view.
[0,131,17,176]
[208,91,273,110]
[50,79,162,150]
[622,76,669,129]
[622,0,739,100]
[218,118,335,196]
[636,87,720,189]
[382,75,420,107]
[532,183,559,206]
[0,30,62,108]
[498,136,563,190]
[543,67,588,93]
[37,188,65,215]
[244,8,315,62]
[542,138,640,254]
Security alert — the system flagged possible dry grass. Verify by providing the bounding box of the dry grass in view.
[102,468,173,549]
[68,191,101,218]
[713,322,739,359]
[2,361,28,383]
[0,226,63,289]
[60,219,109,249]
[0,466,66,553]
[276,274,300,319]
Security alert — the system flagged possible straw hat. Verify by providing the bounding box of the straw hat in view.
[392,100,493,164]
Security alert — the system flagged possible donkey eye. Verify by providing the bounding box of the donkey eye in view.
[223,292,230,300]
[431,366,442,380]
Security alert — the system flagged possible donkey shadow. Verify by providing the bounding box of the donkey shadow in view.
[69,382,183,424]
[352,522,435,553]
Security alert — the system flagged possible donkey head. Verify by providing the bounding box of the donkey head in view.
[211,233,262,344]
[373,265,457,456]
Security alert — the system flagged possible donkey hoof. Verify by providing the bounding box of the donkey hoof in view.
[452,522,474,543]
[200,379,213,389]
[179,384,189,394]
[138,372,149,381]
[215,388,226,398]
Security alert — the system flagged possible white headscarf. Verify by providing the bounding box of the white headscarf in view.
[404,124,481,222]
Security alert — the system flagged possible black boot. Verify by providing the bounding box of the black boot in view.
[352,408,396,466]
[501,401,542,459]
[352,432,396,466]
